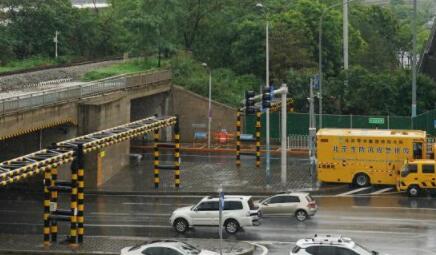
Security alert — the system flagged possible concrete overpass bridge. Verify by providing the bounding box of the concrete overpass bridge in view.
[0,70,172,188]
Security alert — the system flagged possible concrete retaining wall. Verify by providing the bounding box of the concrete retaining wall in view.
[171,85,236,143]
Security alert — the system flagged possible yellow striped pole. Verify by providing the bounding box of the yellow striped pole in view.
[50,167,58,242]
[77,144,85,243]
[153,129,160,188]
[236,111,241,167]
[69,156,78,245]
[256,110,261,168]
[174,117,181,188]
[43,167,51,246]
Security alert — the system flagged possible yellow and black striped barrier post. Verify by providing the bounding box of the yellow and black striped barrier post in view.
[43,167,51,246]
[256,110,261,168]
[153,129,160,188]
[69,155,78,245]
[236,111,241,167]
[174,117,181,188]
[50,167,58,242]
[77,144,85,243]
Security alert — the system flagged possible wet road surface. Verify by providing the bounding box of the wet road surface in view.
[0,190,435,255]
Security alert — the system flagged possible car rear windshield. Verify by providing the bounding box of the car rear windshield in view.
[248,198,257,210]
[306,195,314,202]
[292,246,301,253]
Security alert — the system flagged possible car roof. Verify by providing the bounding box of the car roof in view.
[296,235,355,249]
[201,195,252,202]
[270,192,309,197]
[144,240,200,252]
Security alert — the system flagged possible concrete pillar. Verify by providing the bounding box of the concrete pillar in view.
[78,92,130,188]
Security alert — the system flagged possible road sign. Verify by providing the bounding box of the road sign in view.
[369,117,385,125]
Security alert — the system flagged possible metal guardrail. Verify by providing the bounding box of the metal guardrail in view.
[0,70,171,116]
[287,134,309,150]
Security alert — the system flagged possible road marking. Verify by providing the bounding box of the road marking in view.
[369,187,394,195]
[352,205,436,211]
[335,186,372,196]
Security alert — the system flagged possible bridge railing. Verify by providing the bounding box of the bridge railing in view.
[0,69,171,115]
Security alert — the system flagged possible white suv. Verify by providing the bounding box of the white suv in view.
[169,195,260,234]
[290,235,380,255]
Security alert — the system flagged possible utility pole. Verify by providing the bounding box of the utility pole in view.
[54,31,59,59]
[412,0,417,118]
[279,83,288,189]
[343,0,349,71]
[308,78,317,189]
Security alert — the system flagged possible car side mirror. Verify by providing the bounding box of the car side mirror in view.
[262,202,268,206]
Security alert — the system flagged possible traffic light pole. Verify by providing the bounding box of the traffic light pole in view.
[265,20,271,186]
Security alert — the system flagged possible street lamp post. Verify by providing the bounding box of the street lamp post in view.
[319,0,355,128]
[202,63,212,149]
[256,3,272,185]
[412,0,417,118]
[54,31,59,59]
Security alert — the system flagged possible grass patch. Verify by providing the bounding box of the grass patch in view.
[0,56,59,73]
[81,58,166,81]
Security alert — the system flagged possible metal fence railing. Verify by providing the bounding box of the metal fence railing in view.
[287,134,309,150]
[0,70,171,116]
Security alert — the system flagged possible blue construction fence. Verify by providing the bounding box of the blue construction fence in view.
[245,111,436,139]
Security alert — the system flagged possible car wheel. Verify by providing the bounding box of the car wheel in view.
[295,210,308,222]
[224,219,239,234]
[407,185,420,197]
[173,218,188,233]
[354,173,370,187]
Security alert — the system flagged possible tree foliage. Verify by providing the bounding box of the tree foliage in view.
[1,0,435,115]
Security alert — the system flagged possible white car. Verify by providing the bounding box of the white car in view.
[169,195,260,234]
[120,240,218,255]
[255,192,317,221]
[290,234,381,255]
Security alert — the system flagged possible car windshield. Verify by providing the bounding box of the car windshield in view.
[353,243,374,255]
[180,243,201,255]
[248,198,257,210]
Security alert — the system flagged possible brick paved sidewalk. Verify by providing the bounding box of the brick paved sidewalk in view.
[97,153,312,194]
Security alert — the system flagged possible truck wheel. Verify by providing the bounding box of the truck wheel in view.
[407,185,420,197]
[354,173,370,187]
[173,218,188,233]
[224,219,239,234]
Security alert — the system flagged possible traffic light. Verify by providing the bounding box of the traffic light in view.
[262,86,272,109]
[245,90,256,114]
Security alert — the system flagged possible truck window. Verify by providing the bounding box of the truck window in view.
[422,164,435,174]
[413,142,423,159]
[401,164,417,177]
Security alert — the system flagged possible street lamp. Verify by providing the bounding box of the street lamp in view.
[412,0,417,118]
[202,62,212,149]
[256,2,272,186]
[319,0,355,128]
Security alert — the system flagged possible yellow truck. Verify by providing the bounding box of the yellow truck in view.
[398,144,436,196]
[317,128,428,187]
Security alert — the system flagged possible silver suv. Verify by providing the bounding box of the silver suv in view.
[169,195,260,234]
[291,235,380,255]
[255,192,317,221]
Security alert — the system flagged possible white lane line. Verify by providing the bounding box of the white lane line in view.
[335,186,372,197]
[369,187,394,195]
[352,205,436,211]
[247,242,268,255]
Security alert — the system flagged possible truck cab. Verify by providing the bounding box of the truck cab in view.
[398,159,436,197]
